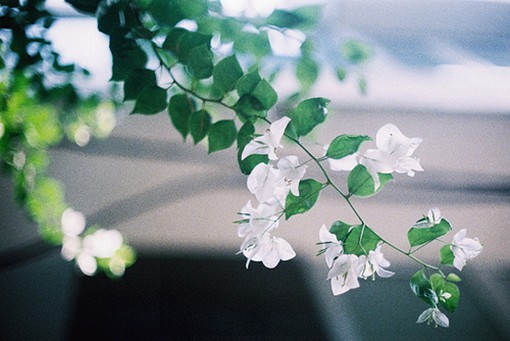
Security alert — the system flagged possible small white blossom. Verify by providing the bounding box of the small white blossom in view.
[237,200,278,238]
[358,244,395,280]
[61,208,86,236]
[414,208,442,228]
[241,116,291,161]
[76,252,97,276]
[318,224,343,268]
[277,155,307,196]
[439,290,452,303]
[83,229,123,259]
[451,229,482,271]
[243,233,296,269]
[236,201,295,269]
[247,163,281,203]
[327,254,361,295]
[416,307,450,328]
[61,236,82,261]
[360,124,423,190]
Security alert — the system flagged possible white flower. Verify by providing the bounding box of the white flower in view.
[241,116,291,161]
[76,252,97,276]
[61,235,82,261]
[243,233,296,269]
[247,163,281,203]
[358,245,395,280]
[237,200,278,238]
[61,208,86,236]
[327,254,361,295]
[319,224,343,268]
[451,229,482,271]
[360,124,423,190]
[414,208,442,228]
[237,200,294,269]
[83,229,123,259]
[277,155,307,196]
[416,307,450,328]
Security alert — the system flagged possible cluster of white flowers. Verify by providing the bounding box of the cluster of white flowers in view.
[238,117,307,268]
[60,208,125,276]
[238,118,484,329]
[319,225,395,295]
[326,123,423,190]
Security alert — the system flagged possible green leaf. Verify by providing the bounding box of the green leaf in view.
[234,31,272,59]
[410,270,435,306]
[189,110,211,144]
[430,273,460,312]
[336,67,347,81]
[109,32,148,81]
[168,94,195,139]
[163,29,212,64]
[440,244,455,266]
[343,225,381,256]
[287,97,330,137]
[234,95,265,122]
[342,39,372,64]
[97,1,138,35]
[162,28,188,54]
[235,73,277,118]
[252,79,278,110]
[446,273,462,283]
[132,86,167,115]
[237,71,262,96]
[296,56,319,89]
[208,120,237,153]
[329,220,352,242]
[188,44,213,79]
[124,69,157,101]
[148,0,182,27]
[407,219,452,247]
[175,0,208,19]
[326,134,372,159]
[265,6,321,30]
[155,47,177,68]
[285,179,323,220]
[439,282,460,313]
[358,77,367,95]
[237,122,268,175]
[347,164,393,197]
[212,54,244,97]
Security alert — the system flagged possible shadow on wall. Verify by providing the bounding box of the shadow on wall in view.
[0,251,508,340]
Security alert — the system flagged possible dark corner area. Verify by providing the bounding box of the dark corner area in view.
[65,253,328,340]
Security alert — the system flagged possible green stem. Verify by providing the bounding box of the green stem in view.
[167,69,234,111]
[373,232,440,270]
[258,116,439,271]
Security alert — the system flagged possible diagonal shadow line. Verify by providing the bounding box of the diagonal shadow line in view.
[87,170,246,228]
[57,136,233,165]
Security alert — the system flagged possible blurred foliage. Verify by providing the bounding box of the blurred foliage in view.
[0,0,369,276]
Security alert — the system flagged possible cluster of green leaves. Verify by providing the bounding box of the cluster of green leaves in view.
[405,213,471,315]
[411,269,461,313]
